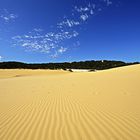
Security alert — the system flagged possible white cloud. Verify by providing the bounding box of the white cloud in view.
[0,56,3,61]
[11,0,113,58]
[51,47,67,58]
[12,28,78,57]
[58,47,67,54]
[90,9,94,15]
[57,3,98,29]
[57,19,80,28]
[80,14,89,21]
[74,1,112,23]
[104,0,112,6]
[33,28,43,32]
[0,9,18,23]
[75,6,90,13]
[74,3,96,14]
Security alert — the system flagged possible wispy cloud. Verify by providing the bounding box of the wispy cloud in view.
[57,0,112,28]
[0,9,18,23]
[12,0,112,58]
[12,28,78,57]
[80,14,89,21]
[57,19,80,28]
[33,28,43,32]
[0,56,3,61]
[51,47,68,58]
[104,0,113,6]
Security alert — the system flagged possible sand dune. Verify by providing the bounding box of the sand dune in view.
[0,65,140,140]
[0,69,68,79]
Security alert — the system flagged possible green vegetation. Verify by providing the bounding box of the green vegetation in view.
[0,60,139,70]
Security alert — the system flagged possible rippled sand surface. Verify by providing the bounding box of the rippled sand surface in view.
[0,65,140,140]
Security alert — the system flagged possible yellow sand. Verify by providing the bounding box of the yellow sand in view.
[0,65,140,140]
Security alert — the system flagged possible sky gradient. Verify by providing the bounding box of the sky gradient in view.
[0,0,140,63]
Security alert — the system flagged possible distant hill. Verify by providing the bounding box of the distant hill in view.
[0,60,139,70]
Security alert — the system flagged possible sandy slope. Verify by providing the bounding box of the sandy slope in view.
[0,65,140,140]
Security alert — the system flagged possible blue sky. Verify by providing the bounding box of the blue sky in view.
[0,0,140,63]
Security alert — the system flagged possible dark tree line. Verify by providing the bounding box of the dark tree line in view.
[0,60,139,70]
